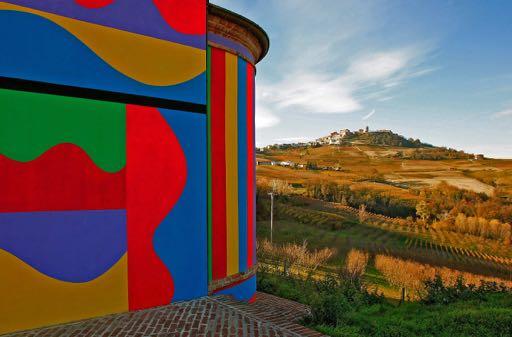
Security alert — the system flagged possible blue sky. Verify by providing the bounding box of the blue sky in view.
[212,0,512,158]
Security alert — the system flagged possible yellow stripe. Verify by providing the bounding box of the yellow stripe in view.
[225,53,239,276]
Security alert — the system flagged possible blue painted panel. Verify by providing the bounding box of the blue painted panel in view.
[154,109,207,301]
[0,209,126,282]
[215,275,256,302]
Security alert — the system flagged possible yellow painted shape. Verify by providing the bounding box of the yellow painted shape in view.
[0,250,128,335]
[0,2,205,86]
[225,53,239,276]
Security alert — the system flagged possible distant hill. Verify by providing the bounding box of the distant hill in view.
[260,128,477,160]
[315,128,433,148]
[343,130,433,148]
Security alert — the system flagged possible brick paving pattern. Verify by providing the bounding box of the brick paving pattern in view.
[3,293,327,337]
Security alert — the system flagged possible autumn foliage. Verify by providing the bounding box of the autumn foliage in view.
[257,239,335,280]
[375,254,512,300]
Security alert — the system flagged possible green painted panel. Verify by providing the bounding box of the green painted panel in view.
[0,89,125,172]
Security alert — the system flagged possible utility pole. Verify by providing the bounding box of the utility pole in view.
[268,191,274,243]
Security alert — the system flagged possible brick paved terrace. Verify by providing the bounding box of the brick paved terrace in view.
[2,293,327,337]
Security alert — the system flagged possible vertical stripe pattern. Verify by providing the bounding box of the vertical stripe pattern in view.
[211,48,227,280]
[237,58,248,273]
[209,47,257,280]
[225,53,238,276]
[246,64,256,268]
[207,47,212,282]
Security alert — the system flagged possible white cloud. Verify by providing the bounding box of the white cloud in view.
[492,107,512,119]
[257,47,433,117]
[362,109,376,120]
[273,136,312,143]
[255,85,280,129]
[262,73,361,114]
[255,107,279,129]
[347,50,413,81]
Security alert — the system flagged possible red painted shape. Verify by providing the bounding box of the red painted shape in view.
[153,0,206,35]
[211,48,227,280]
[248,293,257,304]
[75,0,114,9]
[126,105,187,310]
[0,143,124,213]
[246,64,256,268]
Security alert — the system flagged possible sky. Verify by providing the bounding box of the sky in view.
[211,0,512,158]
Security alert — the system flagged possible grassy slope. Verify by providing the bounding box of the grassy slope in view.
[258,272,512,337]
[315,294,512,337]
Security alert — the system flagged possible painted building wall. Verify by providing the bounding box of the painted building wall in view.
[0,1,264,334]
[0,0,208,334]
[208,46,257,302]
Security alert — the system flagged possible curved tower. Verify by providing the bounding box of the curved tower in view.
[207,4,269,301]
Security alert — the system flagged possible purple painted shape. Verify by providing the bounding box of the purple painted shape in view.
[3,0,205,49]
[0,209,126,282]
[208,33,255,63]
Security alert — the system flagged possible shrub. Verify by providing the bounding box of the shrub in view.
[257,239,335,280]
[422,275,510,305]
[343,249,370,281]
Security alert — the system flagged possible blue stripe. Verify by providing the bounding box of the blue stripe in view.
[237,58,248,273]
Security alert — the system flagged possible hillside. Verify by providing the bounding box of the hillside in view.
[256,132,512,237]
[257,143,512,196]
[261,128,479,161]
[264,128,439,149]
[256,131,512,305]
[334,129,433,148]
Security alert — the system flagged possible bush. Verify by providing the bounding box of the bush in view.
[309,292,352,326]
[422,274,510,305]
[308,274,384,326]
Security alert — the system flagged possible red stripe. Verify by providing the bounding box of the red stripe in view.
[246,64,255,268]
[211,48,227,280]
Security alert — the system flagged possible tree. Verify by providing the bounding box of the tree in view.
[416,201,431,222]
[358,204,367,222]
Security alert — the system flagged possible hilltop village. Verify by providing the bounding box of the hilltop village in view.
[260,127,428,150]
[257,127,485,170]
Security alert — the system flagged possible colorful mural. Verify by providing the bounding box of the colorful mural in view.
[0,88,207,334]
[0,0,206,105]
[208,46,257,299]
